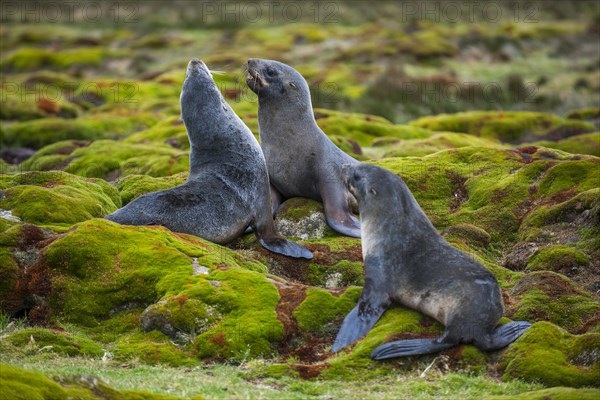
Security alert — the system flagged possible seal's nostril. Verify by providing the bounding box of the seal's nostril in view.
[190,58,201,64]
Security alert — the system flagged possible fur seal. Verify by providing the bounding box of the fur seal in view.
[331,163,531,358]
[106,59,312,259]
[245,58,361,238]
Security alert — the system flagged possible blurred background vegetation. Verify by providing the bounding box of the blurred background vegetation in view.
[1,0,598,127]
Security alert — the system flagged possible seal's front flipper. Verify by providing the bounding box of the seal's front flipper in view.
[332,275,391,352]
[371,338,455,360]
[476,321,532,351]
[322,183,361,238]
[331,301,387,352]
[259,237,313,259]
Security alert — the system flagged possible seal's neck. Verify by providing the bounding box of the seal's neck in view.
[257,95,316,138]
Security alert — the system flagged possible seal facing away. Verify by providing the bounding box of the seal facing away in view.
[331,164,531,358]
[246,58,361,238]
[106,59,312,259]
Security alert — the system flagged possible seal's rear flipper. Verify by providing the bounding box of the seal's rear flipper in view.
[259,238,313,259]
[476,321,532,351]
[326,214,361,238]
[371,338,456,360]
[322,181,362,238]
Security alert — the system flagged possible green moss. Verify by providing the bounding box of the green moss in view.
[0,47,123,71]
[191,267,284,360]
[526,245,589,272]
[566,108,600,121]
[323,305,442,380]
[486,387,600,400]
[3,114,155,149]
[381,132,505,158]
[501,322,600,387]
[0,363,187,399]
[42,219,277,361]
[21,139,190,179]
[125,116,188,149]
[509,272,600,333]
[307,260,364,288]
[525,133,600,157]
[410,111,596,143]
[536,160,600,198]
[3,328,104,357]
[117,173,188,205]
[113,331,198,367]
[0,171,120,227]
[0,363,96,400]
[294,287,362,335]
[0,247,19,300]
[44,219,226,326]
[442,223,491,248]
[19,140,90,171]
[520,188,599,248]
[373,147,527,241]
[314,108,434,147]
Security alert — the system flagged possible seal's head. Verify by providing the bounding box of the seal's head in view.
[344,164,401,207]
[181,58,224,134]
[246,58,310,109]
[181,58,221,110]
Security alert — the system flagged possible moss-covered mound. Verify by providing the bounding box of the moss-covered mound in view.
[21,140,189,180]
[501,322,600,387]
[2,114,155,149]
[524,133,600,157]
[507,272,599,334]
[0,171,120,227]
[526,245,589,273]
[117,173,188,205]
[373,147,599,245]
[0,363,190,400]
[0,47,123,72]
[380,132,505,158]
[410,111,596,143]
[314,108,434,147]
[124,116,188,149]
[1,328,104,357]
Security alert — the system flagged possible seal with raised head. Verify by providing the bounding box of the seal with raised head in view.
[106,59,312,259]
[245,58,361,238]
[331,163,531,358]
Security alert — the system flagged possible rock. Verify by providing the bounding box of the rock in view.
[275,198,334,240]
[501,242,540,271]
[0,147,35,164]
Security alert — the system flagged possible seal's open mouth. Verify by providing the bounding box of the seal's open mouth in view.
[245,67,268,91]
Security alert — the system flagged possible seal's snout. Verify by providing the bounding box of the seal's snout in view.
[187,58,208,76]
[246,58,268,91]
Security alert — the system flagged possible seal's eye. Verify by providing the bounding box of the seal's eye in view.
[265,67,276,76]
[353,171,362,181]
[289,82,296,88]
